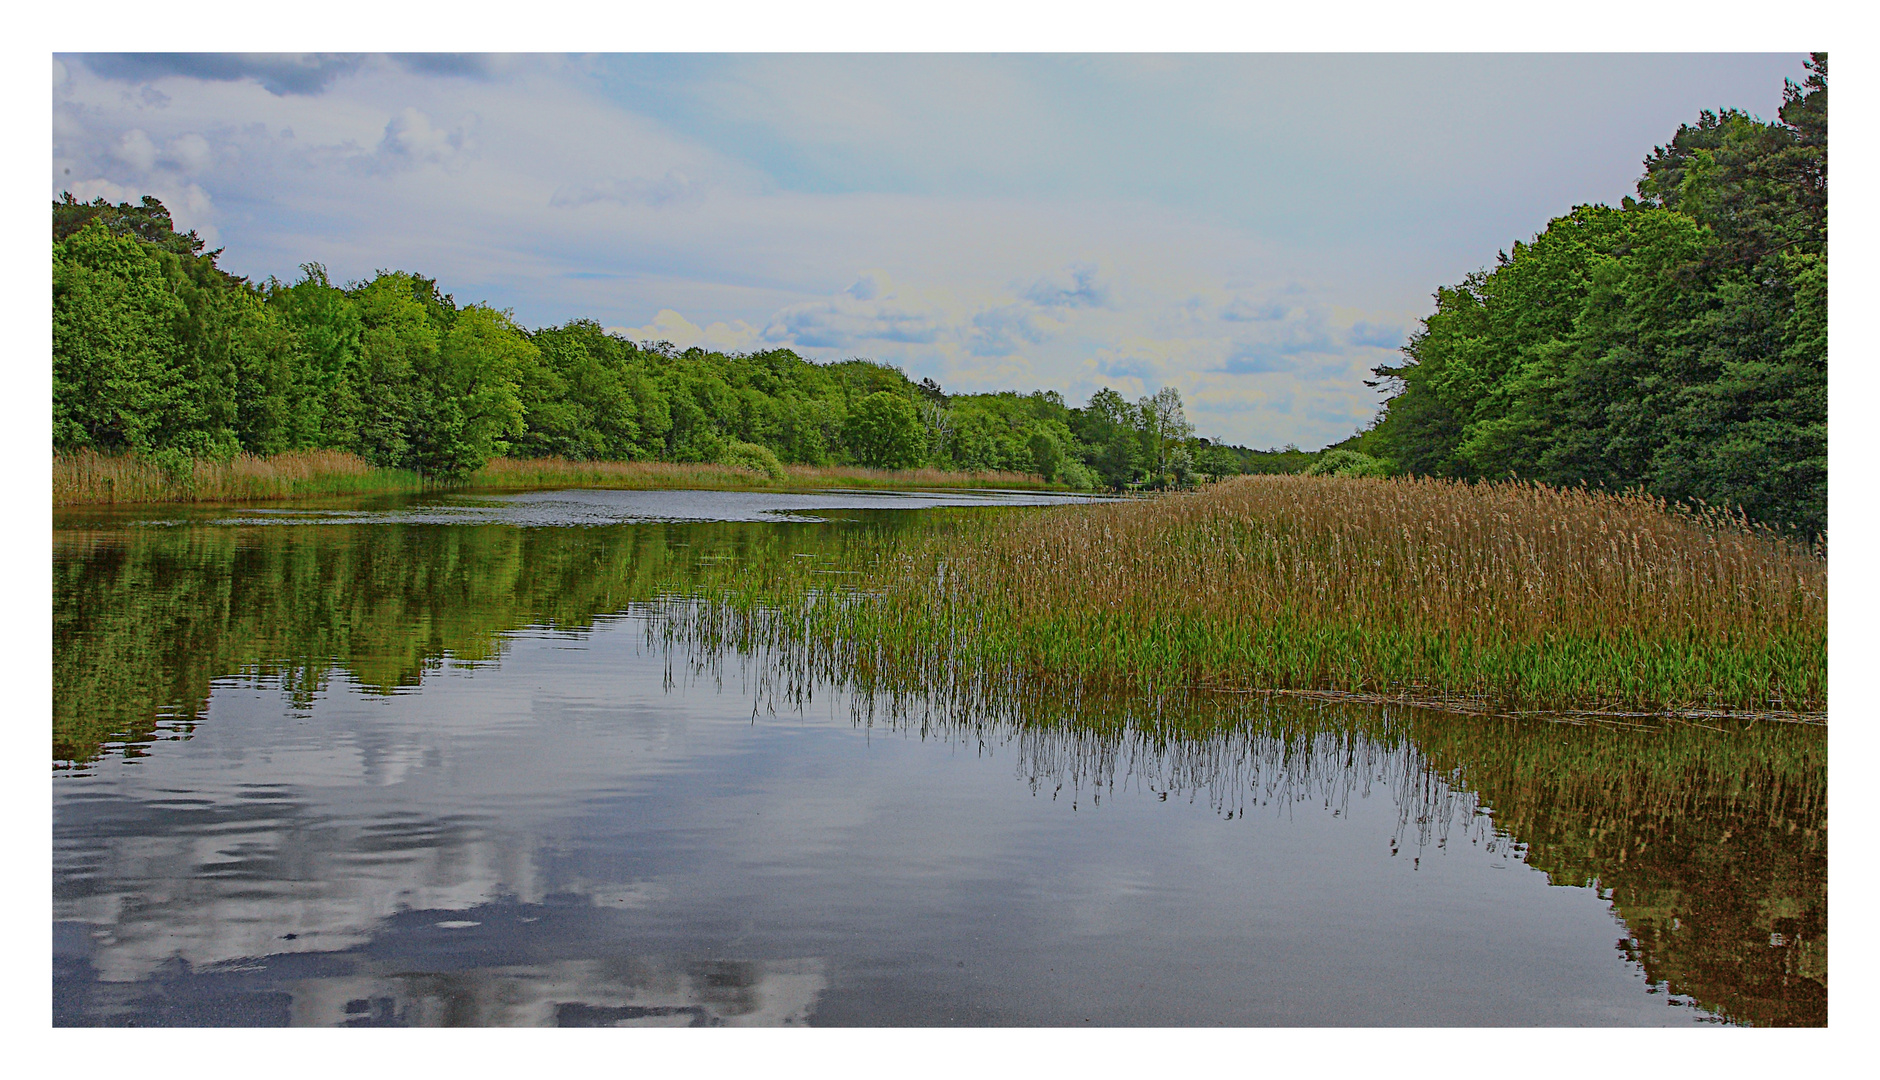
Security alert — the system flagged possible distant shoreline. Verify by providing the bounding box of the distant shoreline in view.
[52,449,1060,508]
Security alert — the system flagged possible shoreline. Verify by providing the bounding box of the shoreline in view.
[52,449,1061,508]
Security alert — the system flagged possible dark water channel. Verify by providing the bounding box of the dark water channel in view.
[52,488,1826,1026]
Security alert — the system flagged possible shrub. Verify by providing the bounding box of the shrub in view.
[721,440,786,480]
[1058,461,1099,492]
[1306,449,1394,478]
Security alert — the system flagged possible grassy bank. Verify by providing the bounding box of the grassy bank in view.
[53,448,424,506]
[667,474,1826,717]
[53,450,1050,506]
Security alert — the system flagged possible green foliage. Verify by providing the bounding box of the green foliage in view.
[54,191,215,260]
[1137,385,1195,483]
[413,305,529,478]
[53,199,1290,491]
[843,391,923,469]
[1370,55,1827,537]
[1058,460,1099,491]
[53,223,238,458]
[1026,428,1064,481]
[1072,387,1145,489]
[721,439,785,480]
[265,264,364,452]
[1305,449,1392,478]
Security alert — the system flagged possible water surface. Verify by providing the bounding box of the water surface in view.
[52,488,1826,1026]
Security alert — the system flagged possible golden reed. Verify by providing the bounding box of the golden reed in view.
[53,448,419,506]
[684,473,1826,717]
[54,450,1049,506]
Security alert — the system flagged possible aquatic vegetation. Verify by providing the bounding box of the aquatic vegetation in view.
[52,448,1053,506]
[671,474,1826,716]
[653,615,1826,1025]
[52,503,1826,1024]
[52,447,424,505]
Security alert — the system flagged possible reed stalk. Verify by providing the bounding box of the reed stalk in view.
[53,450,1050,506]
[668,474,1827,717]
[53,448,421,506]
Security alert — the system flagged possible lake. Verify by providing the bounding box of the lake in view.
[52,488,1826,1026]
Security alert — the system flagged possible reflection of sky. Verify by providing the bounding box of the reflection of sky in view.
[55,617,1710,1026]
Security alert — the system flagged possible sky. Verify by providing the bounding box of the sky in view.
[51,52,1808,450]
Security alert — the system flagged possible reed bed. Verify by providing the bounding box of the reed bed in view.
[666,474,1827,717]
[54,450,1051,506]
[461,456,775,492]
[53,448,420,506]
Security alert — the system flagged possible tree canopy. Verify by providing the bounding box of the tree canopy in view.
[52,202,1291,486]
[1365,53,1826,537]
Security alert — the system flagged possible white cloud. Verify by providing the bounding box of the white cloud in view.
[112,129,158,171]
[47,52,1807,449]
[610,309,761,353]
[164,132,214,174]
[1022,262,1111,309]
[372,107,475,171]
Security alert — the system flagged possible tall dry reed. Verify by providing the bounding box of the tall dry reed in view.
[55,450,1051,506]
[462,456,773,491]
[670,474,1827,716]
[54,448,420,506]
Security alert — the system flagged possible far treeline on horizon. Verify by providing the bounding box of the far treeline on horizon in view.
[52,55,1825,537]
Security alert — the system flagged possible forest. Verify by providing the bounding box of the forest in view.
[1344,54,1827,537]
[51,195,1300,493]
[53,55,1824,530]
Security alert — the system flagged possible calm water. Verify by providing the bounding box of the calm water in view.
[52,489,1826,1026]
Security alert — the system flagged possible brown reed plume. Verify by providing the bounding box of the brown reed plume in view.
[680,474,1826,717]
[53,448,420,506]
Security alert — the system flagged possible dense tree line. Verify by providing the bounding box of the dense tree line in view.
[53,196,1298,490]
[1357,54,1827,536]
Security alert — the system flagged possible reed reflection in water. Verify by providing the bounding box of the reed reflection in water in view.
[653,592,1828,1028]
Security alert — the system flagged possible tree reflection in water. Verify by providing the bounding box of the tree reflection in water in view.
[664,614,1827,1027]
[54,512,1825,1025]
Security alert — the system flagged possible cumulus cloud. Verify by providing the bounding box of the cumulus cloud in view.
[62,175,220,246]
[163,132,214,174]
[63,177,141,205]
[1022,262,1111,309]
[767,299,947,350]
[756,272,962,351]
[969,302,1061,355]
[1093,353,1164,381]
[111,129,158,172]
[1214,303,1340,371]
[371,107,475,171]
[610,309,761,353]
[53,53,1794,449]
[846,269,889,301]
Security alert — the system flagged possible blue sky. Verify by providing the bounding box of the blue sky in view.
[52,52,1805,449]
